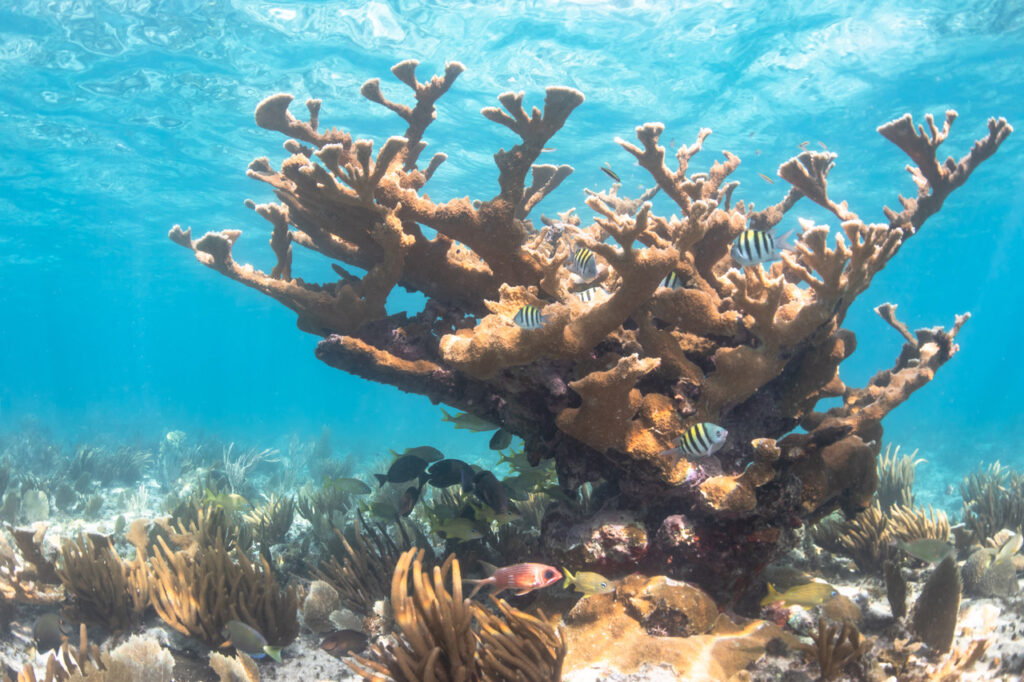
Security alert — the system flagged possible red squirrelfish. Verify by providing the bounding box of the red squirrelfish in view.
[466,561,562,599]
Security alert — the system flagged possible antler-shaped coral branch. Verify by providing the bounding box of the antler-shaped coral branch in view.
[483,87,584,209]
[254,94,351,148]
[878,110,1012,231]
[360,59,465,171]
[778,151,858,222]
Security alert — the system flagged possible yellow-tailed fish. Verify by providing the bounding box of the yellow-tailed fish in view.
[436,517,485,542]
[562,568,615,596]
[440,407,498,432]
[204,492,250,513]
[222,620,282,662]
[761,581,837,608]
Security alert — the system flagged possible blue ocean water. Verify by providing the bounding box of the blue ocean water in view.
[0,0,1021,485]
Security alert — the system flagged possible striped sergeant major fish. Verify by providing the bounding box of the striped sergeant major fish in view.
[513,304,548,330]
[661,422,728,459]
[568,245,599,282]
[658,271,684,290]
[730,227,794,267]
[574,286,608,304]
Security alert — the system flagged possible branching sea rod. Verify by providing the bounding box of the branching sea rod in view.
[171,59,1012,595]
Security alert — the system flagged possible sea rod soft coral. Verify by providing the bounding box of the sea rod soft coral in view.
[170,59,1011,595]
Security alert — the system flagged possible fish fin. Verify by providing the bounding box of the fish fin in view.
[478,561,498,577]
[373,473,387,488]
[220,640,232,649]
[562,568,574,590]
[760,583,781,607]
[263,646,282,663]
[465,579,486,599]
[659,447,685,459]
[514,588,531,596]
[440,407,453,422]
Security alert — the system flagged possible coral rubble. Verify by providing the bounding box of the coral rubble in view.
[171,58,1012,593]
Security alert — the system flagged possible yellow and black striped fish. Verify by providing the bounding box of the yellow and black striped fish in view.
[567,246,599,281]
[513,304,548,330]
[661,422,728,459]
[730,228,793,267]
[659,271,684,290]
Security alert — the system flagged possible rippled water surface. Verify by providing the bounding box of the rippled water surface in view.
[1,0,1021,468]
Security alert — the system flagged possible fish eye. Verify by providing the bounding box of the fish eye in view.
[600,582,607,588]
[544,570,557,579]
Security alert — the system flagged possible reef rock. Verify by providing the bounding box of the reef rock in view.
[564,575,783,679]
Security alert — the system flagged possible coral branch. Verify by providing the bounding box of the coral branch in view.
[174,61,1011,597]
[878,111,1012,231]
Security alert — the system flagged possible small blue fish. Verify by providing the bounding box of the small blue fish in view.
[661,422,728,459]
[658,271,684,290]
[731,228,793,267]
[513,304,548,330]
[567,246,599,282]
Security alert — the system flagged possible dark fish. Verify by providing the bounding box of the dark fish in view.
[222,620,282,662]
[33,613,67,653]
[758,172,775,184]
[398,485,421,517]
[427,459,472,488]
[392,446,444,463]
[601,165,620,183]
[373,455,430,487]
[319,629,369,658]
[568,246,599,281]
[489,428,513,451]
[513,304,548,330]
[473,471,509,515]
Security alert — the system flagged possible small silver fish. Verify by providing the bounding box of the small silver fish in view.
[567,246,599,282]
[661,422,728,459]
[731,228,793,267]
[658,271,684,290]
[513,304,548,330]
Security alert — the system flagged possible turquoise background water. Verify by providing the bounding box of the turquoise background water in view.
[1,1,1021,480]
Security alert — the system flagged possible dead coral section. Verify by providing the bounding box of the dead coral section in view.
[0,526,63,605]
[348,548,566,682]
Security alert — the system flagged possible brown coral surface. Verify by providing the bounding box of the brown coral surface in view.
[172,59,1011,596]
